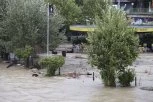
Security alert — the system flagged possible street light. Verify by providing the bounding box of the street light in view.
[47,3,50,56]
[149,2,151,12]
[131,3,134,12]
[131,3,134,7]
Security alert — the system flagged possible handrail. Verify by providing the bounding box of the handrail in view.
[126,8,153,14]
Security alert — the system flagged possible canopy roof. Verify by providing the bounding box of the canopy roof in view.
[70,25,153,33]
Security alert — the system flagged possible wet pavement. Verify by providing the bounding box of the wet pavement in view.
[0,53,153,102]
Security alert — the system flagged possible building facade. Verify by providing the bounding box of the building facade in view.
[112,0,153,51]
[70,0,153,50]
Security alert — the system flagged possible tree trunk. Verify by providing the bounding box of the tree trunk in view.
[25,57,29,68]
[101,70,116,87]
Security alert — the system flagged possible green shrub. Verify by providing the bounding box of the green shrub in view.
[15,45,33,68]
[118,68,135,87]
[22,45,33,59]
[100,69,116,87]
[15,48,23,59]
[40,55,65,76]
[15,45,33,59]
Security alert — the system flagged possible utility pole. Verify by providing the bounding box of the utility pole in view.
[47,3,50,56]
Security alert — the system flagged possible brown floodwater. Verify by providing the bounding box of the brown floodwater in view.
[0,53,153,102]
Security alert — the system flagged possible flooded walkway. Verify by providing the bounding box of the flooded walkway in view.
[0,53,153,102]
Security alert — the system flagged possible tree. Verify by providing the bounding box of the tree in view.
[0,0,10,60]
[4,0,47,51]
[0,0,7,21]
[2,0,65,53]
[48,14,66,50]
[47,0,82,25]
[87,6,139,86]
[82,0,111,24]
[75,0,83,6]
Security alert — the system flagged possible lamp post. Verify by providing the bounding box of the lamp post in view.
[131,3,134,12]
[149,2,151,12]
[131,3,134,7]
[47,3,50,56]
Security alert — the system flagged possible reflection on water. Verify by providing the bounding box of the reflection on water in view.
[0,54,153,102]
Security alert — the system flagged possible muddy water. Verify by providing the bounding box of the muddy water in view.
[0,53,153,102]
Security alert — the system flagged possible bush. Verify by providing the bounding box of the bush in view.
[40,55,65,76]
[15,45,33,59]
[118,69,135,87]
[15,45,33,68]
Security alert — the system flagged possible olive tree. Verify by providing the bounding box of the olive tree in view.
[48,14,66,51]
[4,0,47,50]
[2,0,65,53]
[87,6,139,86]
[0,0,10,60]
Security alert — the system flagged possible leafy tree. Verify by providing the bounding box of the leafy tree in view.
[87,6,139,86]
[47,0,82,25]
[0,0,7,21]
[0,0,10,60]
[48,14,66,50]
[4,0,47,51]
[75,0,83,6]
[82,0,111,23]
[1,0,65,53]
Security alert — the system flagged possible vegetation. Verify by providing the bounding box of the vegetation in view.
[2,0,47,51]
[46,0,82,25]
[0,0,9,57]
[15,45,33,60]
[0,0,65,62]
[40,56,65,76]
[82,0,111,22]
[118,68,135,87]
[0,0,138,87]
[46,0,112,25]
[49,14,66,50]
[15,45,33,67]
[87,5,139,86]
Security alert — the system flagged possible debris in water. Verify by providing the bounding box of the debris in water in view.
[140,87,153,91]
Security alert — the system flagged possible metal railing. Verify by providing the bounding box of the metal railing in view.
[129,23,153,26]
[126,8,153,14]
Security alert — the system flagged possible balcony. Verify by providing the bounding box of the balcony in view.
[126,8,153,15]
